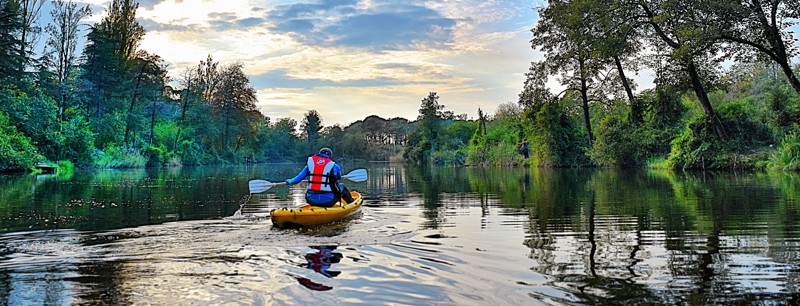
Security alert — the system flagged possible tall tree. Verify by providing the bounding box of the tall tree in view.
[0,0,24,82]
[17,0,45,71]
[533,0,607,144]
[712,0,800,96]
[403,92,448,163]
[593,0,645,122]
[45,0,91,120]
[123,51,167,146]
[46,0,90,84]
[197,54,219,101]
[212,62,257,150]
[81,0,144,117]
[174,66,200,149]
[81,0,145,147]
[301,109,323,150]
[634,0,728,138]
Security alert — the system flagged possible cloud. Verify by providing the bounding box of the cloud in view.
[126,0,540,126]
[266,1,457,50]
[136,0,170,10]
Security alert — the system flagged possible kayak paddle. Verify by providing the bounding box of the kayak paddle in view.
[248,180,287,194]
[342,169,368,182]
[248,169,368,194]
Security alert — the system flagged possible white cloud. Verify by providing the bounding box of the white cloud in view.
[128,0,539,126]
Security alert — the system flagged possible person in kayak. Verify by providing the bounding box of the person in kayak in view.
[285,147,355,207]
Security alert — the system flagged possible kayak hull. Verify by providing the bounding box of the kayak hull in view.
[270,191,363,228]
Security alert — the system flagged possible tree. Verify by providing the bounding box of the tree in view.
[174,66,200,150]
[301,109,323,150]
[81,0,144,120]
[123,51,167,146]
[0,0,24,82]
[45,0,91,120]
[418,91,445,149]
[197,54,219,101]
[212,62,257,151]
[17,0,45,72]
[533,0,607,144]
[633,0,728,139]
[592,0,645,122]
[403,92,448,163]
[713,0,800,96]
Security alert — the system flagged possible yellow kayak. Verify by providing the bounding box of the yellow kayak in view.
[270,191,363,228]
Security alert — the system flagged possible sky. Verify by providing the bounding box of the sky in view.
[69,0,544,127]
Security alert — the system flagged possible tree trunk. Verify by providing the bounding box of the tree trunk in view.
[614,55,641,123]
[687,61,727,139]
[123,66,145,146]
[778,60,800,95]
[579,60,593,144]
[149,98,156,145]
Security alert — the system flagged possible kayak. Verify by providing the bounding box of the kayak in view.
[270,191,363,228]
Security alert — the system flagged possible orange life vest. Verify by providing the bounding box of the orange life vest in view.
[307,155,335,192]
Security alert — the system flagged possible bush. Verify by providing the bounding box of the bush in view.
[0,111,42,172]
[589,115,647,167]
[94,145,147,168]
[51,115,95,167]
[527,102,589,167]
[145,144,182,167]
[768,129,800,171]
[667,102,773,170]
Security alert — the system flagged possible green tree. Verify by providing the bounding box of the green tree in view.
[532,0,607,144]
[123,51,167,146]
[712,0,800,96]
[0,0,24,83]
[81,0,145,147]
[16,0,45,72]
[44,0,91,121]
[301,109,323,151]
[212,62,257,154]
[404,92,447,163]
[633,0,727,139]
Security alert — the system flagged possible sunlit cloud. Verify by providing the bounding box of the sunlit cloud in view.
[82,0,541,126]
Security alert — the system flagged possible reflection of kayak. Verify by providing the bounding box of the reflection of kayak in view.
[270,191,363,228]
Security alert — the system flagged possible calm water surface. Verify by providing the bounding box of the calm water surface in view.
[1,164,799,305]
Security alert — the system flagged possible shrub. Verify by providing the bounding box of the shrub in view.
[94,145,147,168]
[0,111,42,172]
[667,102,773,170]
[527,102,589,167]
[768,129,800,171]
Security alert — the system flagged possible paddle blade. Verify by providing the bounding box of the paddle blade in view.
[248,180,274,193]
[343,169,368,182]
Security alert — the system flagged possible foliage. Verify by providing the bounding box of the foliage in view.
[0,111,41,172]
[0,0,24,83]
[768,129,800,171]
[51,115,95,166]
[301,109,323,152]
[94,144,146,168]
[404,92,447,164]
[589,88,687,167]
[668,102,773,170]
[468,103,526,166]
[56,160,74,175]
[526,101,589,168]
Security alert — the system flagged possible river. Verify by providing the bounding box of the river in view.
[1,164,799,305]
